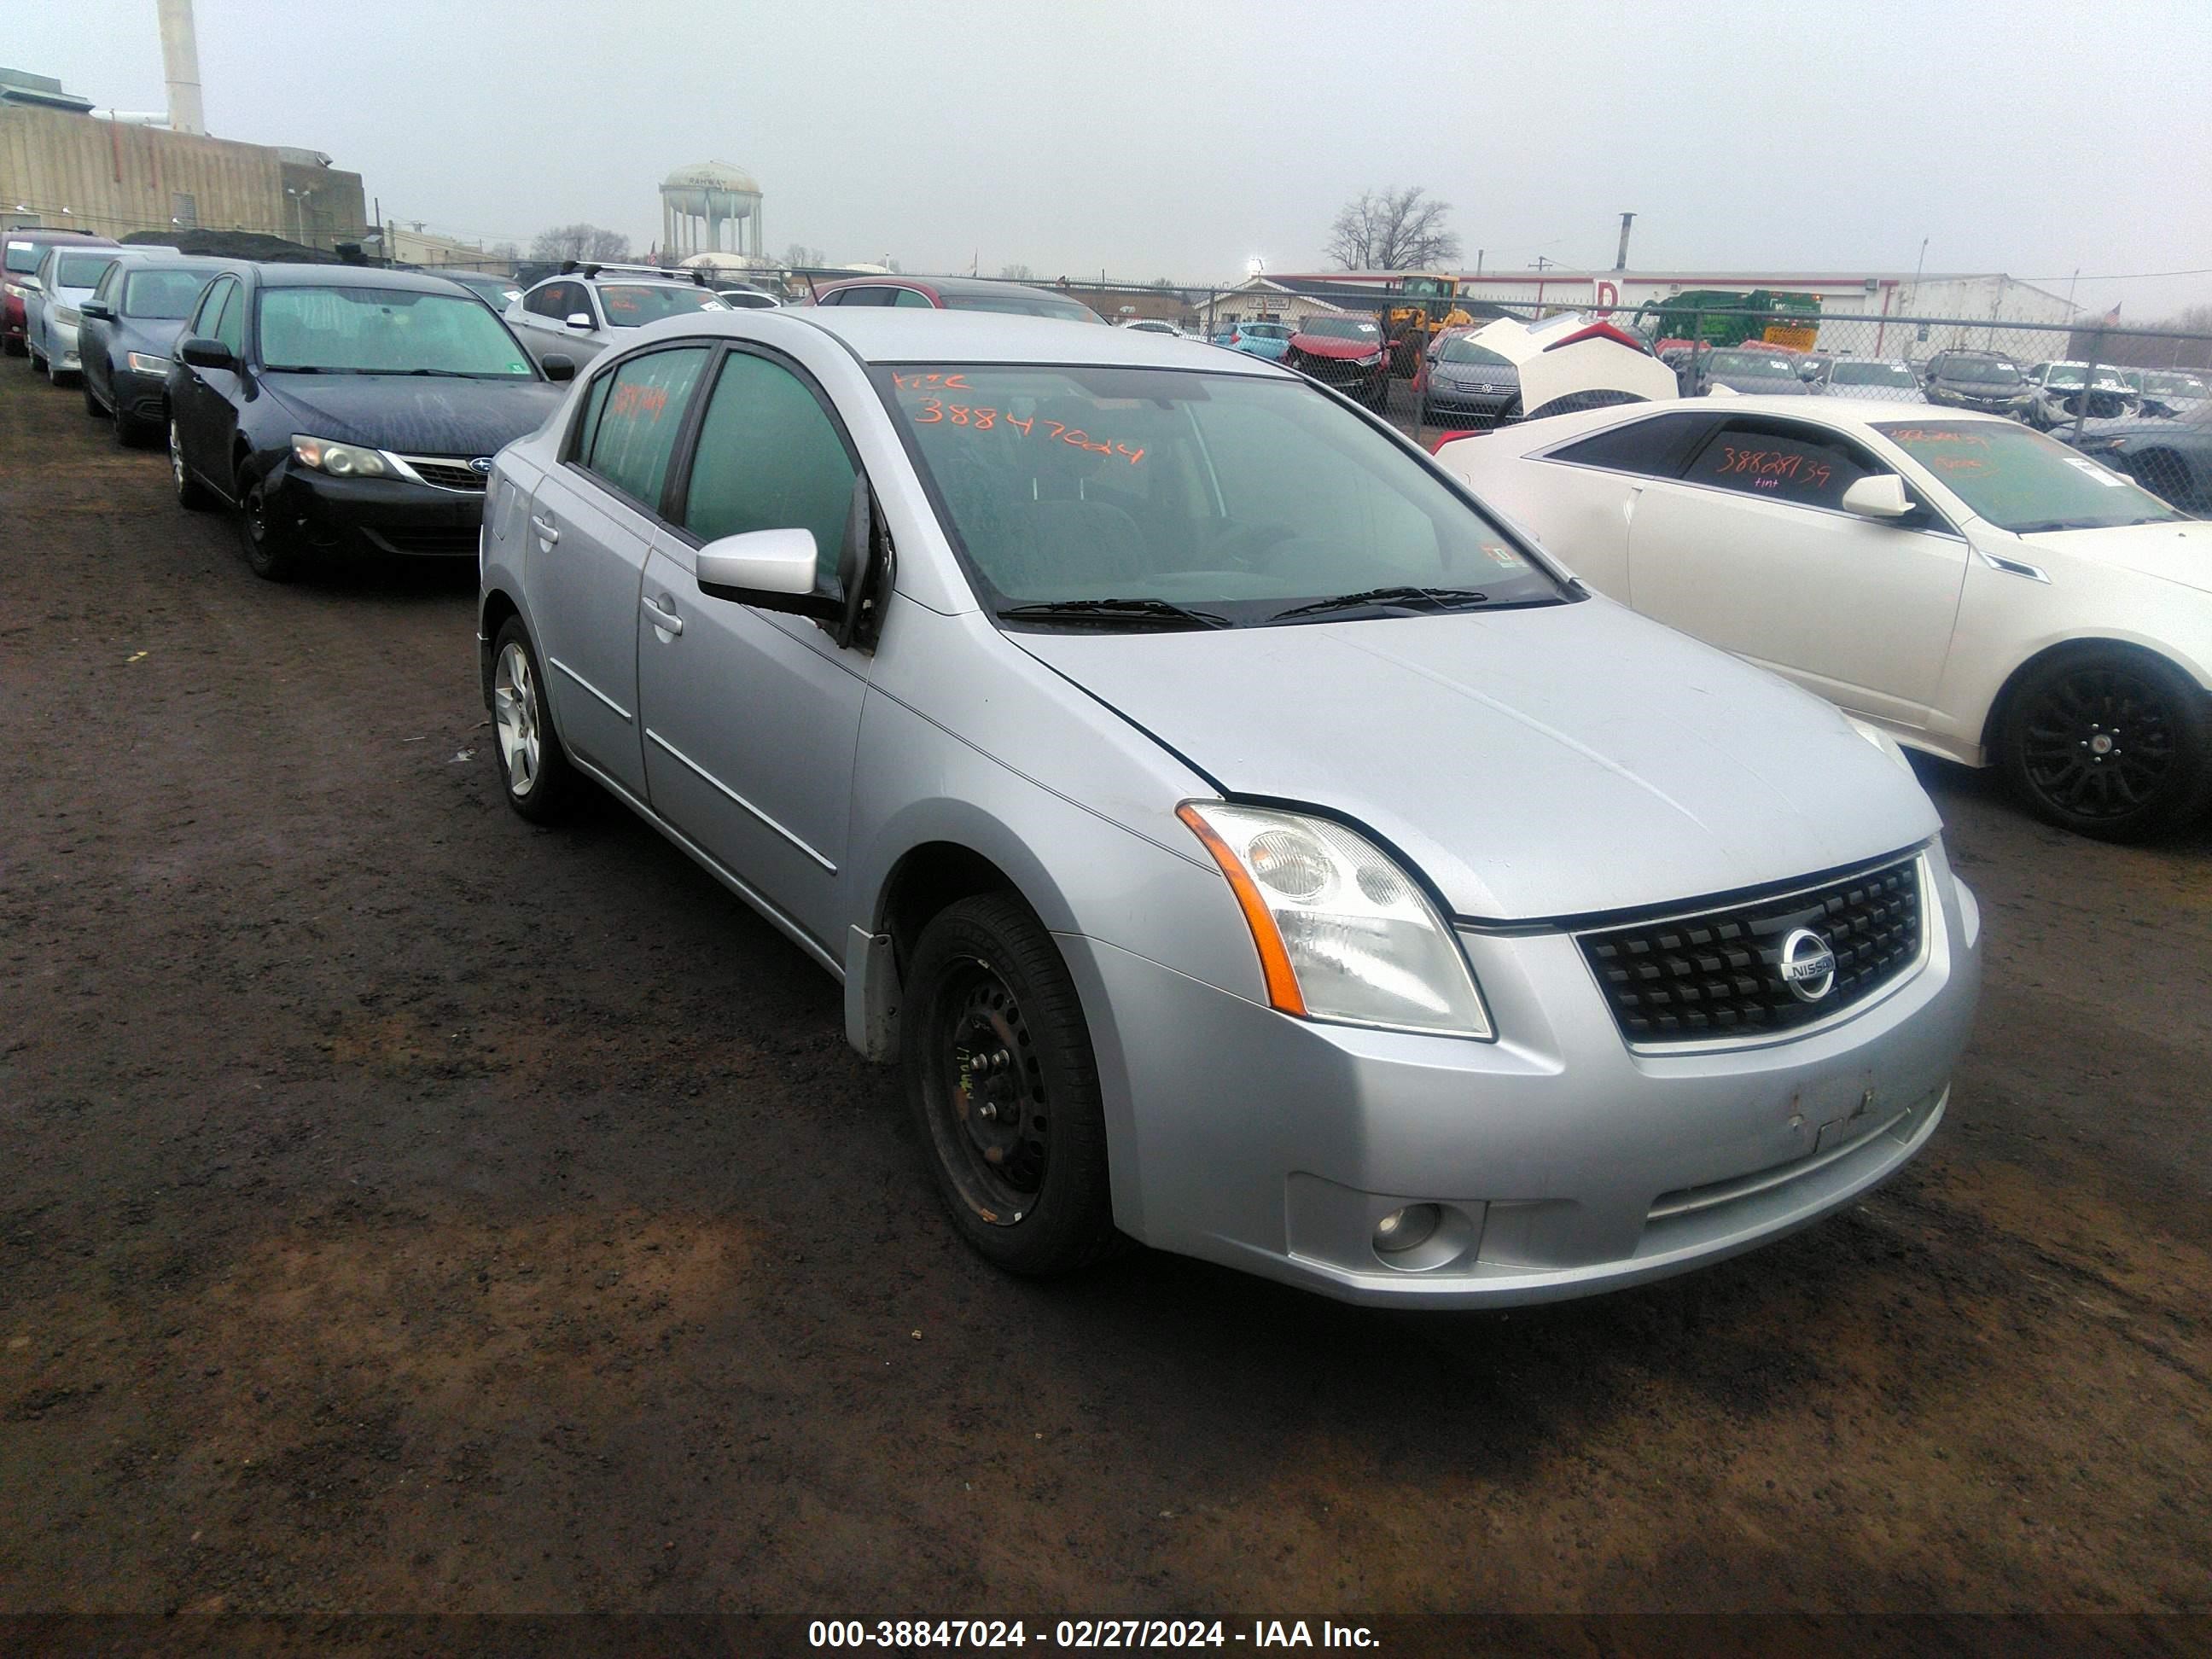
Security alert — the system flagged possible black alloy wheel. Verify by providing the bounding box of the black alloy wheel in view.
[902,894,1115,1275]
[2001,650,2211,841]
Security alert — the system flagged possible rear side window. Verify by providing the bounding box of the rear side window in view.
[891,288,934,308]
[678,351,857,556]
[1549,411,1725,478]
[832,287,894,306]
[1683,418,1875,509]
[578,346,709,511]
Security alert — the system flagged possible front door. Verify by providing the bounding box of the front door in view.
[635,345,873,951]
[1627,414,1970,727]
[527,343,713,801]
[176,276,246,492]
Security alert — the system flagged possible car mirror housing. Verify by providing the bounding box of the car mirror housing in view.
[178,335,236,371]
[1841,474,1914,520]
[540,353,576,382]
[696,528,841,620]
[80,300,113,321]
[564,312,593,330]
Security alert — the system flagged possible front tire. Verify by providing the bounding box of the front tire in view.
[489,619,581,823]
[901,893,1117,1277]
[237,474,301,582]
[171,421,216,510]
[83,376,106,418]
[1999,649,2212,841]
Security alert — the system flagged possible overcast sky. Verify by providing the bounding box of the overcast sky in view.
[9,0,2210,315]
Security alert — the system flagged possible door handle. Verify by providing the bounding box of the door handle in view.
[641,595,684,636]
[530,514,560,544]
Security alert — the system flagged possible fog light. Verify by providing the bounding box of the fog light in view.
[1374,1203,1441,1254]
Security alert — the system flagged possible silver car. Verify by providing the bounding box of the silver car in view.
[477,309,1982,1307]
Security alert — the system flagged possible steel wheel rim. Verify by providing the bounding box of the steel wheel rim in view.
[2018,664,2177,820]
[492,643,540,797]
[933,956,1049,1223]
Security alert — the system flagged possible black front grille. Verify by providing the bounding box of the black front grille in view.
[1577,856,1924,1044]
[399,456,488,491]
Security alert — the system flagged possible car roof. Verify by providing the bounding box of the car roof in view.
[628,306,1286,374]
[112,255,251,276]
[253,264,474,293]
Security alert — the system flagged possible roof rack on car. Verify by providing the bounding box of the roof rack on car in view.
[556,260,710,286]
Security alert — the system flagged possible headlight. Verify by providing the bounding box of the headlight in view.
[125,352,172,375]
[1847,717,1918,776]
[1354,351,1382,366]
[291,434,390,478]
[1178,802,1493,1038]
[54,305,80,326]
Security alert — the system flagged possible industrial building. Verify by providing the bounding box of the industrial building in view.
[0,0,366,253]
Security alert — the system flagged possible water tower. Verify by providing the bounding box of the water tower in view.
[660,161,763,260]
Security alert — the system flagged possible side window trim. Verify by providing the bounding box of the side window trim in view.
[661,340,866,546]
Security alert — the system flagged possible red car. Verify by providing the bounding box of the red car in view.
[1278,313,1393,410]
[3,228,116,356]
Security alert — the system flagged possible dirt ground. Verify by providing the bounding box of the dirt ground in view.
[2,362,2209,1623]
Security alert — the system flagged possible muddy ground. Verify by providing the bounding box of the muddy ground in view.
[2,362,2208,1623]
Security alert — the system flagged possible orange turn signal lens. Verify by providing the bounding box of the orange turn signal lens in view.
[1177,802,1307,1017]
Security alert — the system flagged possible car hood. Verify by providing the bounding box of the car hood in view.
[2016,519,2212,596]
[259,374,562,456]
[1288,334,1385,360]
[1016,602,1937,921]
[119,317,191,353]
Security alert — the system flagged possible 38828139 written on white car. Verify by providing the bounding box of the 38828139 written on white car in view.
[1437,399,2212,841]
[475,310,1981,1307]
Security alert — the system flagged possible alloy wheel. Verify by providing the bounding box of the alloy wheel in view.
[492,642,540,798]
[934,958,1050,1223]
[2017,662,2178,823]
[170,422,187,491]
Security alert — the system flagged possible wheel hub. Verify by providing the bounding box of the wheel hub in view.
[2019,665,2175,821]
[492,643,540,795]
[934,963,1048,1214]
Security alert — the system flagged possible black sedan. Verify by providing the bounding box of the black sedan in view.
[78,255,245,446]
[166,265,571,580]
[2057,399,2212,513]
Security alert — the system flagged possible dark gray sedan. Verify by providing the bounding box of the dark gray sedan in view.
[2058,399,2212,512]
[1682,346,1816,397]
[77,255,245,446]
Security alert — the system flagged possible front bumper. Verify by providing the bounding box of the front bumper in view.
[1930,389,2031,417]
[265,460,486,558]
[111,364,170,423]
[1065,847,1981,1307]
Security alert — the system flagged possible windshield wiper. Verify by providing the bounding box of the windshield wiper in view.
[392,368,512,378]
[1266,585,1493,623]
[997,598,1233,631]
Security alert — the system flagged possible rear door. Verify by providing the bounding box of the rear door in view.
[525,343,713,800]
[1625,413,1970,726]
[634,343,873,951]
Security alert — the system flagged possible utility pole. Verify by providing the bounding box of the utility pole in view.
[1614,212,1635,272]
[1910,236,1929,311]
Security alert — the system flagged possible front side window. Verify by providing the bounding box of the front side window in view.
[891,288,934,308]
[880,364,1565,623]
[578,346,710,510]
[680,351,857,556]
[255,287,535,377]
[1875,419,2185,533]
[124,268,212,320]
[1684,418,1877,509]
[523,282,571,319]
[596,283,725,328]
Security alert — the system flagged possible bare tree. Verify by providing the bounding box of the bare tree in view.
[1324,187,1461,271]
[528,224,631,265]
[783,242,827,269]
[488,241,520,260]
[998,263,1035,281]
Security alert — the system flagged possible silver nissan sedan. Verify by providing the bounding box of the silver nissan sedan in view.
[477,308,1982,1307]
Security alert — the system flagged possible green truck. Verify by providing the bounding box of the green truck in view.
[1630,288,1825,351]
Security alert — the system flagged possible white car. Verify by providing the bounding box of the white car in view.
[505,263,728,368]
[1436,397,2212,840]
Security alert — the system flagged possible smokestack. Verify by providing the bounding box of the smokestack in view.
[1613,212,1636,273]
[157,0,206,135]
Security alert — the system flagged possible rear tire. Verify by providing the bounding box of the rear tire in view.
[489,618,582,823]
[170,420,216,510]
[1998,648,2212,841]
[901,892,1117,1277]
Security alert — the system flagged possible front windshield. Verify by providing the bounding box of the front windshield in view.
[2147,371,2209,399]
[1831,360,1918,388]
[1301,317,1383,341]
[1947,358,2021,386]
[881,364,1566,625]
[598,284,726,327]
[57,253,116,288]
[941,291,1103,323]
[1876,419,2184,533]
[123,268,212,319]
[1437,337,1511,368]
[1708,351,1798,376]
[257,287,538,376]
